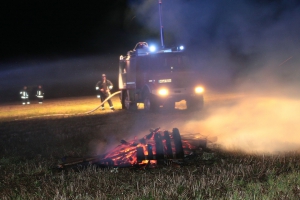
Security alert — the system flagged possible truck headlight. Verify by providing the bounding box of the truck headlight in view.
[158,88,169,96]
[195,86,204,94]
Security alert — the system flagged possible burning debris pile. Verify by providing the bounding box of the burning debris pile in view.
[58,128,214,169]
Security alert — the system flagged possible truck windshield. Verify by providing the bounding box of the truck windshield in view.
[149,53,189,72]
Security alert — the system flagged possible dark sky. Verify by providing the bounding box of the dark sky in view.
[1,0,300,60]
[1,0,300,102]
[0,1,143,101]
[1,1,134,61]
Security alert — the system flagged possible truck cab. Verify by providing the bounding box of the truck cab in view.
[119,42,204,111]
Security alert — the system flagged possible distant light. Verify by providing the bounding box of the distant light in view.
[149,45,156,52]
[179,45,184,50]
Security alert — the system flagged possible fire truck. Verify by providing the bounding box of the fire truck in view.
[118,0,204,111]
[118,42,205,111]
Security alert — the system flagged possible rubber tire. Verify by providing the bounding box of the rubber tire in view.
[121,90,126,109]
[143,95,159,111]
[125,91,137,110]
[144,96,151,111]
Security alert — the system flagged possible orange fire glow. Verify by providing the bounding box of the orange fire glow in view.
[99,128,203,167]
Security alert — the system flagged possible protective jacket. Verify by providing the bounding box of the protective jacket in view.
[95,79,114,110]
[95,80,113,96]
[36,88,44,99]
[20,88,30,104]
[20,89,29,100]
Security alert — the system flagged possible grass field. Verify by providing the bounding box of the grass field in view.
[1,95,300,199]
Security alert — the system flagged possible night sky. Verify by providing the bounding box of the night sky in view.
[1,1,136,60]
[1,0,300,102]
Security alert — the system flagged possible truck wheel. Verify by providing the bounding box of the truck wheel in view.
[125,92,137,110]
[121,90,126,109]
[144,96,159,111]
[144,97,151,111]
[186,96,204,110]
[125,96,137,110]
[126,102,137,110]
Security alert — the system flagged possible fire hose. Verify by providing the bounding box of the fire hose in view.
[24,91,121,119]
[84,91,120,114]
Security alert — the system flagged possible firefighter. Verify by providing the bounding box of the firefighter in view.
[36,85,44,104]
[95,74,115,110]
[20,86,30,105]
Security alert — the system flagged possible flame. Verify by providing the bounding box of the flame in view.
[97,128,205,167]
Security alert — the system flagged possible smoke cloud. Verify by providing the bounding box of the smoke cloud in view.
[179,94,300,153]
[127,0,300,154]
[129,0,300,85]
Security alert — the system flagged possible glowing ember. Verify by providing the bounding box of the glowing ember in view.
[58,127,208,169]
[96,127,207,167]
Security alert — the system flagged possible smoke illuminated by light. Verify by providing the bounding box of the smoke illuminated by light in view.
[186,95,300,153]
[125,0,300,154]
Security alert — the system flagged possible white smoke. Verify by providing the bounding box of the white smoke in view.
[126,1,300,154]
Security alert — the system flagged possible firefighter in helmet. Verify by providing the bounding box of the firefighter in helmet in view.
[36,85,44,104]
[20,86,30,105]
[95,74,115,110]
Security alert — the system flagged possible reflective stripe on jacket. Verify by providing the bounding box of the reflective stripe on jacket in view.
[20,91,29,98]
[36,90,44,98]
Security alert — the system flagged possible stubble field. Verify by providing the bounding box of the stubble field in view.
[1,94,300,199]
